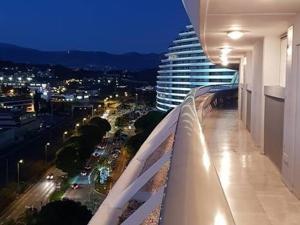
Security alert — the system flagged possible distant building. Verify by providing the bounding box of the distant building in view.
[0,109,40,148]
[0,96,34,112]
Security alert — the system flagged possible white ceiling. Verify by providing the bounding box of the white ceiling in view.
[189,0,300,65]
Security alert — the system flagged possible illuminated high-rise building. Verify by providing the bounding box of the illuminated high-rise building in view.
[156,25,237,111]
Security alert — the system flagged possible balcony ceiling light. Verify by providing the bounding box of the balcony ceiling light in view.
[221,60,229,66]
[227,31,244,40]
[220,47,232,55]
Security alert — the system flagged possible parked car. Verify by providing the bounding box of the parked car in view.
[71,183,79,189]
[81,170,88,176]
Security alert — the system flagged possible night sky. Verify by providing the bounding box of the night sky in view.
[0,0,189,53]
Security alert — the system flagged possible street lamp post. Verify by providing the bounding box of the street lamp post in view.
[63,131,68,142]
[17,159,24,192]
[45,142,50,163]
[6,158,9,185]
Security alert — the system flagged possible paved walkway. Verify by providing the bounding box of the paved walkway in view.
[203,109,300,225]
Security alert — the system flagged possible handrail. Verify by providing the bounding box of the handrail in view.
[159,86,235,225]
[89,85,236,225]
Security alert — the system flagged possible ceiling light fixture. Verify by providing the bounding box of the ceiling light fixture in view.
[221,60,229,66]
[220,54,229,67]
[227,31,244,40]
[220,47,232,55]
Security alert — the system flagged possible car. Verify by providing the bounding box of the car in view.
[85,165,92,170]
[46,173,54,180]
[92,152,100,157]
[25,205,34,210]
[71,183,79,189]
[81,170,88,176]
[55,182,61,190]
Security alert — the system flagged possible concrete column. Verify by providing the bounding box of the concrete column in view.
[241,52,253,125]
[282,25,296,190]
[250,39,264,148]
[238,58,244,120]
[282,14,300,198]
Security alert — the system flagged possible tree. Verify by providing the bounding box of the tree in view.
[78,124,104,146]
[65,136,94,159]
[125,132,148,156]
[56,145,85,176]
[89,117,111,133]
[125,111,167,158]
[134,111,166,133]
[27,199,92,225]
[115,115,128,127]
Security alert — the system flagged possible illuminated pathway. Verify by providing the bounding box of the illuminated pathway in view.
[203,110,300,225]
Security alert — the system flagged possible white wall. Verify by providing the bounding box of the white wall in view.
[263,36,281,86]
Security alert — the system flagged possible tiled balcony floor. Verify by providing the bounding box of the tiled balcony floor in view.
[203,110,300,225]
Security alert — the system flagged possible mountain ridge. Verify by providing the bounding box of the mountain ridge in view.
[0,43,162,71]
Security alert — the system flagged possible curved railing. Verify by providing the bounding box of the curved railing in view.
[89,85,236,225]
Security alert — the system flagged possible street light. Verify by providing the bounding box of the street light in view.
[45,142,50,163]
[17,159,24,191]
[83,118,87,124]
[75,123,80,132]
[63,131,68,142]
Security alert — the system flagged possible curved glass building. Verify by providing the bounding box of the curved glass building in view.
[156,25,238,111]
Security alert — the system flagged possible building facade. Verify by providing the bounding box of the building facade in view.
[156,25,237,111]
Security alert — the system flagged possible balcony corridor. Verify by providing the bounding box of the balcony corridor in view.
[203,110,300,225]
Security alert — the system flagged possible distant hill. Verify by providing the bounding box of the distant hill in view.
[0,43,162,71]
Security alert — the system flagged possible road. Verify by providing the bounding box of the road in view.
[63,174,105,213]
[0,167,64,223]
